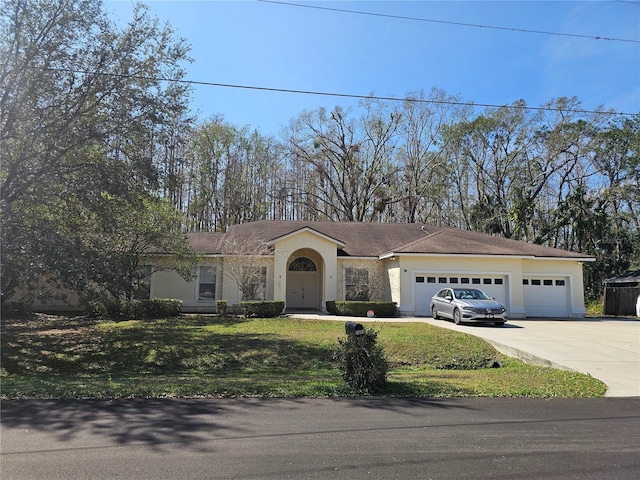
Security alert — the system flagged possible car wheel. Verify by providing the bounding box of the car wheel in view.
[453,309,462,325]
[494,321,505,327]
[431,306,439,319]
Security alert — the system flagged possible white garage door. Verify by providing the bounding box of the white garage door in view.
[414,274,508,316]
[523,277,569,317]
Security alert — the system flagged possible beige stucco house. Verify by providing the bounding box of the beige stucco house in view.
[150,221,594,319]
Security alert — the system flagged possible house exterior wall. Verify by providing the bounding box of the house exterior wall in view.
[392,255,586,318]
[394,255,519,316]
[386,259,401,307]
[522,258,586,317]
[152,269,199,308]
[16,226,587,319]
[219,256,274,305]
[271,231,339,309]
[152,256,275,313]
[11,279,81,312]
[335,258,391,302]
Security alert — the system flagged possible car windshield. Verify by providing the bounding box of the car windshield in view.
[454,289,491,300]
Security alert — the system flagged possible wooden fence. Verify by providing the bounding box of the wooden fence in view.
[603,287,640,316]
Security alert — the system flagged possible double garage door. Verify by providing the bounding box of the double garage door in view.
[414,274,508,317]
[414,273,571,318]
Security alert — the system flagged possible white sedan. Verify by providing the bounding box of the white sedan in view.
[430,288,508,326]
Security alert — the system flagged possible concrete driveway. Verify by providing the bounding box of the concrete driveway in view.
[421,317,640,397]
[289,313,640,397]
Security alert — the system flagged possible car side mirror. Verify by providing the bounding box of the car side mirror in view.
[446,295,453,301]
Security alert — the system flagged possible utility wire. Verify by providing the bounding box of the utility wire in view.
[38,66,637,116]
[259,0,640,44]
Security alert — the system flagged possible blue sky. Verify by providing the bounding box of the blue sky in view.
[106,1,640,136]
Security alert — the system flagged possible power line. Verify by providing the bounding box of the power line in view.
[38,66,637,116]
[259,0,640,44]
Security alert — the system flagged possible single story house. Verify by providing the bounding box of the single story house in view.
[149,221,593,318]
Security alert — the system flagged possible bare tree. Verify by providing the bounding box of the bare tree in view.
[219,227,272,301]
[395,88,468,224]
[284,104,400,221]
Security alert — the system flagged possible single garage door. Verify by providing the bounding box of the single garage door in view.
[523,277,570,317]
[414,274,508,316]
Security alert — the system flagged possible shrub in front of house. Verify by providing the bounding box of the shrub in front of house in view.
[216,300,228,316]
[334,326,389,394]
[85,298,182,320]
[143,299,182,318]
[326,300,338,315]
[326,301,397,318]
[239,300,286,318]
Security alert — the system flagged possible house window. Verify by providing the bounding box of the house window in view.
[461,278,470,284]
[494,278,503,285]
[198,266,216,301]
[556,279,566,286]
[427,277,436,283]
[416,276,425,283]
[345,267,369,301]
[289,257,316,271]
[450,277,459,283]
[483,278,492,285]
[438,277,447,283]
[242,266,267,301]
[472,278,481,284]
[523,279,529,285]
[544,279,553,286]
[532,279,541,286]
[133,265,152,300]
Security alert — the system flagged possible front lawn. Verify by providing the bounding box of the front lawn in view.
[0,314,606,398]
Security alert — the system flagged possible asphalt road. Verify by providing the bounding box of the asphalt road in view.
[2,398,639,479]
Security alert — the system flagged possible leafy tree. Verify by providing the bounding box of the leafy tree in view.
[1,0,195,306]
[179,117,284,231]
[443,101,535,237]
[592,116,640,245]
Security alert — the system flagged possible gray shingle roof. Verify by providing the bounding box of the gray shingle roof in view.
[186,232,225,254]
[604,269,640,285]
[187,221,592,260]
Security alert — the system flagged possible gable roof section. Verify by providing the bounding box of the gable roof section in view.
[185,221,593,260]
[265,226,346,248]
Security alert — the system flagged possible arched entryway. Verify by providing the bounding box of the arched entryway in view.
[286,251,323,311]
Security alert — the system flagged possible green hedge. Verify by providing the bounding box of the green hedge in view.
[216,300,228,316]
[239,301,286,318]
[326,301,397,318]
[85,298,182,320]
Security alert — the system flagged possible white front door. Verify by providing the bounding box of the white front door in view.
[287,271,320,309]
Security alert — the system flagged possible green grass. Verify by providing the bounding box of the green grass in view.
[0,314,606,399]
